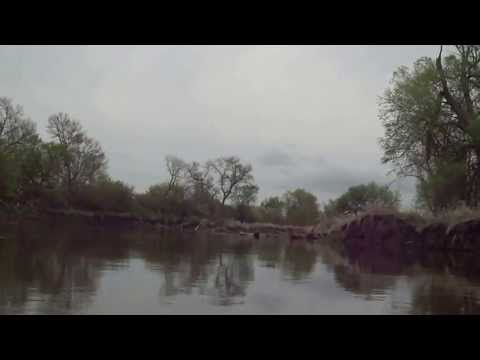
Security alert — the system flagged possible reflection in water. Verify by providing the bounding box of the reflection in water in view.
[408,274,480,314]
[210,252,254,306]
[0,220,129,314]
[2,219,480,314]
[282,241,317,281]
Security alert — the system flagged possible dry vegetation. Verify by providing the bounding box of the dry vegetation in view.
[319,201,480,236]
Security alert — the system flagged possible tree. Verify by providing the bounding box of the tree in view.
[324,182,400,216]
[232,184,259,206]
[165,155,187,194]
[13,138,67,204]
[207,156,256,205]
[184,161,217,199]
[47,113,107,194]
[259,196,285,224]
[283,189,320,226]
[379,45,480,211]
[183,161,219,217]
[0,151,17,201]
[69,176,135,212]
[0,97,37,154]
[0,97,39,202]
[137,182,189,218]
[231,183,259,223]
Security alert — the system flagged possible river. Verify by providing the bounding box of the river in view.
[1,219,480,314]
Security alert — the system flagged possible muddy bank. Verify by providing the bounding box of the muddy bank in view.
[9,209,478,254]
[326,213,480,253]
[5,208,308,238]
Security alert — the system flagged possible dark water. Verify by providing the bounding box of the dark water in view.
[2,219,480,314]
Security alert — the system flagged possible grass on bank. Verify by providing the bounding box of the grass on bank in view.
[319,201,480,235]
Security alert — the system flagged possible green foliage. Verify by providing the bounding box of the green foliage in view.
[1,97,40,202]
[325,182,400,216]
[47,112,107,192]
[232,184,259,206]
[234,204,256,223]
[13,138,67,204]
[415,162,466,212]
[258,196,285,224]
[283,189,320,226]
[0,97,38,155]
[69,177,135,212]
[136,183,190,218]
[379,45,480,210]
[0,152,18,201]
[379,57,444,179]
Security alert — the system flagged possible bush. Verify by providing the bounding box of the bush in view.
[283,189,320,226]
[69,178,135,212]
[325,182,400,217]
[135,183,195,218]
[0,152,19,202]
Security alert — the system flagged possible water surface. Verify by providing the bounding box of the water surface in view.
[1,220,480,314]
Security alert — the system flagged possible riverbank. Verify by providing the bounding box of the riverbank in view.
[321,209,480,253]
[0,207,311,239]
[3,206,480,254]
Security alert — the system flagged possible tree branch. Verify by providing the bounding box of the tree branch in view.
[436,45,472,129]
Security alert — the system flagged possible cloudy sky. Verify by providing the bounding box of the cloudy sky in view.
[0,45,440,207]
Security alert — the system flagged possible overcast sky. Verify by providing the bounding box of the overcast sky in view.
[0,45,440,208]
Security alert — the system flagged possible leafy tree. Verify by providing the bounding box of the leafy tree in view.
[1,97,266,221]
[0,151,17,201]
[283,189,320,226]
[0,97,39,203]
[379,45,480,211]
[232,184,259,206]
[0,97,37,154]
[231,183,259,223]
[324,182,400,216]
[415,162,465,211]
[137,183,189,218]
[69,176,135,212]
[47,113,107,194]
[259,196,285,224]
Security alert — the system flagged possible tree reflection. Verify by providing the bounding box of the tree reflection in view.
[281,240,317,280]
[0,219,131,314]
[209,251,254,306]
[139,233,256,306]
[5,219,480,314]
[409,274,480,314]
[255,237,285,268]
[331,263,396,299]
[142,232,225,297]
[323,244,480,313]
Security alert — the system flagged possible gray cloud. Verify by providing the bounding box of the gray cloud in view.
[257,148,325,169]
[258,150,295,167]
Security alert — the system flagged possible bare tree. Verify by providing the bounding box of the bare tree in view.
[0,97,37,153]
[232,183,259,206]
[207,156,256,205]
[165,155,187,194]
[184,161,217,199]
[47,113,84,147]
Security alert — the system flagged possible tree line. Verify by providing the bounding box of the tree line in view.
[1,99,338,225]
